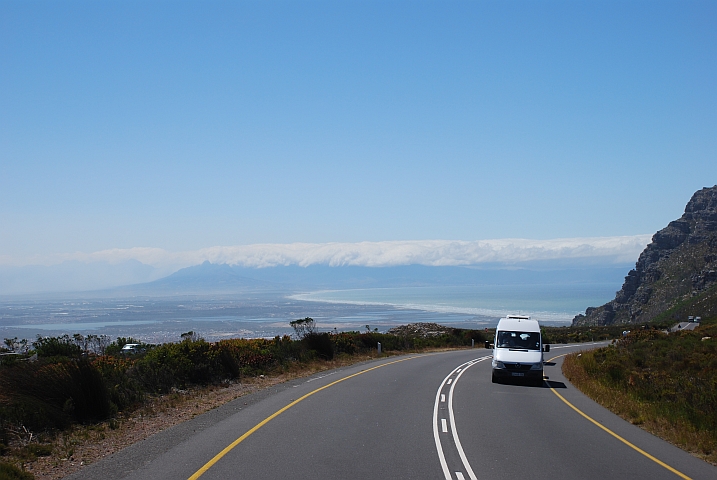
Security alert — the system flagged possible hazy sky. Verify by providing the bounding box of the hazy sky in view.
[1,1,715,264]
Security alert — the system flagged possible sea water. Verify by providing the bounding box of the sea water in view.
[0,282,617,344]
[291,283,618,324]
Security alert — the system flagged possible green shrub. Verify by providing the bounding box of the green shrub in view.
[0,462,34,480]
[131,343,196,393]
[541,325,628,344]
[1,325,495,437]
[0,359,112,429]
[32,335,81,359]
[302,333,334,360]
[127,337,284,393]
[25,444,52,457]
[94,356,143,411]
[332,333,357,355]
[574,325,717,434]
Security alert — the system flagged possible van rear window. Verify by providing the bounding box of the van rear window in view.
[496,331,540,350]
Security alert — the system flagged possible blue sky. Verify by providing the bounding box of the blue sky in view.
[1,0,715,265]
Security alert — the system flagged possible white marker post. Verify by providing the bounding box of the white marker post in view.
[377,342,382,354]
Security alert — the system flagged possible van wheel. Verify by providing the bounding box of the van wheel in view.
[491,373,498,383]
[533,378,544,387]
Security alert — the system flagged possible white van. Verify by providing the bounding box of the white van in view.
[491,315,549,386]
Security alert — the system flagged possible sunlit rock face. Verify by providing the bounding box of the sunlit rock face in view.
[573,186,717,327]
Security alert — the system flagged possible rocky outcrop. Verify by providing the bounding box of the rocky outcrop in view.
[386,322,453,337]
[573,186,717,326]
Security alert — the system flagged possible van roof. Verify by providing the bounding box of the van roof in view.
[496,316,541,332]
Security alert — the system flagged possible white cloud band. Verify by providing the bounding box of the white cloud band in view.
[2,235,652,270]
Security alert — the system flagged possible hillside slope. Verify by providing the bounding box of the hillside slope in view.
[573,186,717,326]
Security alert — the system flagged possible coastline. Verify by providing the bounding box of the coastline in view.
[289,283,617,325]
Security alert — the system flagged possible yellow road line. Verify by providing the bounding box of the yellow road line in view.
[188,354,428,480]
[547,354,691,480]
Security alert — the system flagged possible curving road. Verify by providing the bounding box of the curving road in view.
[67,344,717,480]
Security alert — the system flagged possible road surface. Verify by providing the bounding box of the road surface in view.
[67,344,717,479]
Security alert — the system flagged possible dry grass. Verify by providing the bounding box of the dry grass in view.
[563,352,717,466]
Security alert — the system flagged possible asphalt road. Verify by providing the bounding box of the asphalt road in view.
[67,344,717,480]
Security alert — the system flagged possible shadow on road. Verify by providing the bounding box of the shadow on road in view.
[494,379,567,389]
[543,361,557,366]
[544,380,567,389]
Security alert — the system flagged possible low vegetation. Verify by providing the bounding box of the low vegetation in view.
[0,319,659,477]
[0,462,34,480]
[563,318,717,464]
[0,321,488,477]
[541,324,649,344]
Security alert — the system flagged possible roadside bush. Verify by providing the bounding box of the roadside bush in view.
[0,359,112,430]
[331,333,357,355]
[0,419,9,451]
[131,342,198,393]
[128,337,286,393]
[32,335,81,359]
[302,333,334,360]
[541,325,627,344]
[24,444,52,458]
[0,324,493,439]
[212,338,279,376]
[355,332,384,350]
[268,335,302,363]
[94,356,142,412]
[570,324,717,438]
[0,462,34,480]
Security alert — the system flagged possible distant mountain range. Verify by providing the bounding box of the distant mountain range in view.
[573,186,717,326]
[95,260,631,297]
[109,261,277,294]
[0,258,636,298]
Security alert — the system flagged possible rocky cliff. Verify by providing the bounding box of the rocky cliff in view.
[573,186,717,326]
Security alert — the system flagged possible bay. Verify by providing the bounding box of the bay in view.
[291,283,618,324]
[0,282,616,344]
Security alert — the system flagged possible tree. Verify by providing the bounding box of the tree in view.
[3,337,28,353]
[73,333,90,353]
[32,334,82,358]
[3,337,17,352]
[290,317,317,339]
[86,334,111,355]
[181,331,200,342]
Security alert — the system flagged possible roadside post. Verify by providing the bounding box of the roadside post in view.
[377,342,382,354]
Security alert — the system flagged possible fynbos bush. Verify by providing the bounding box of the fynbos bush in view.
[1,325,488,436]
[0,359,112,429]
[573,324,717,436]
[302,333,334,360]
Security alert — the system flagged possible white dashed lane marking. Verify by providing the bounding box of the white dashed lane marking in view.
[433,355,492,480]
